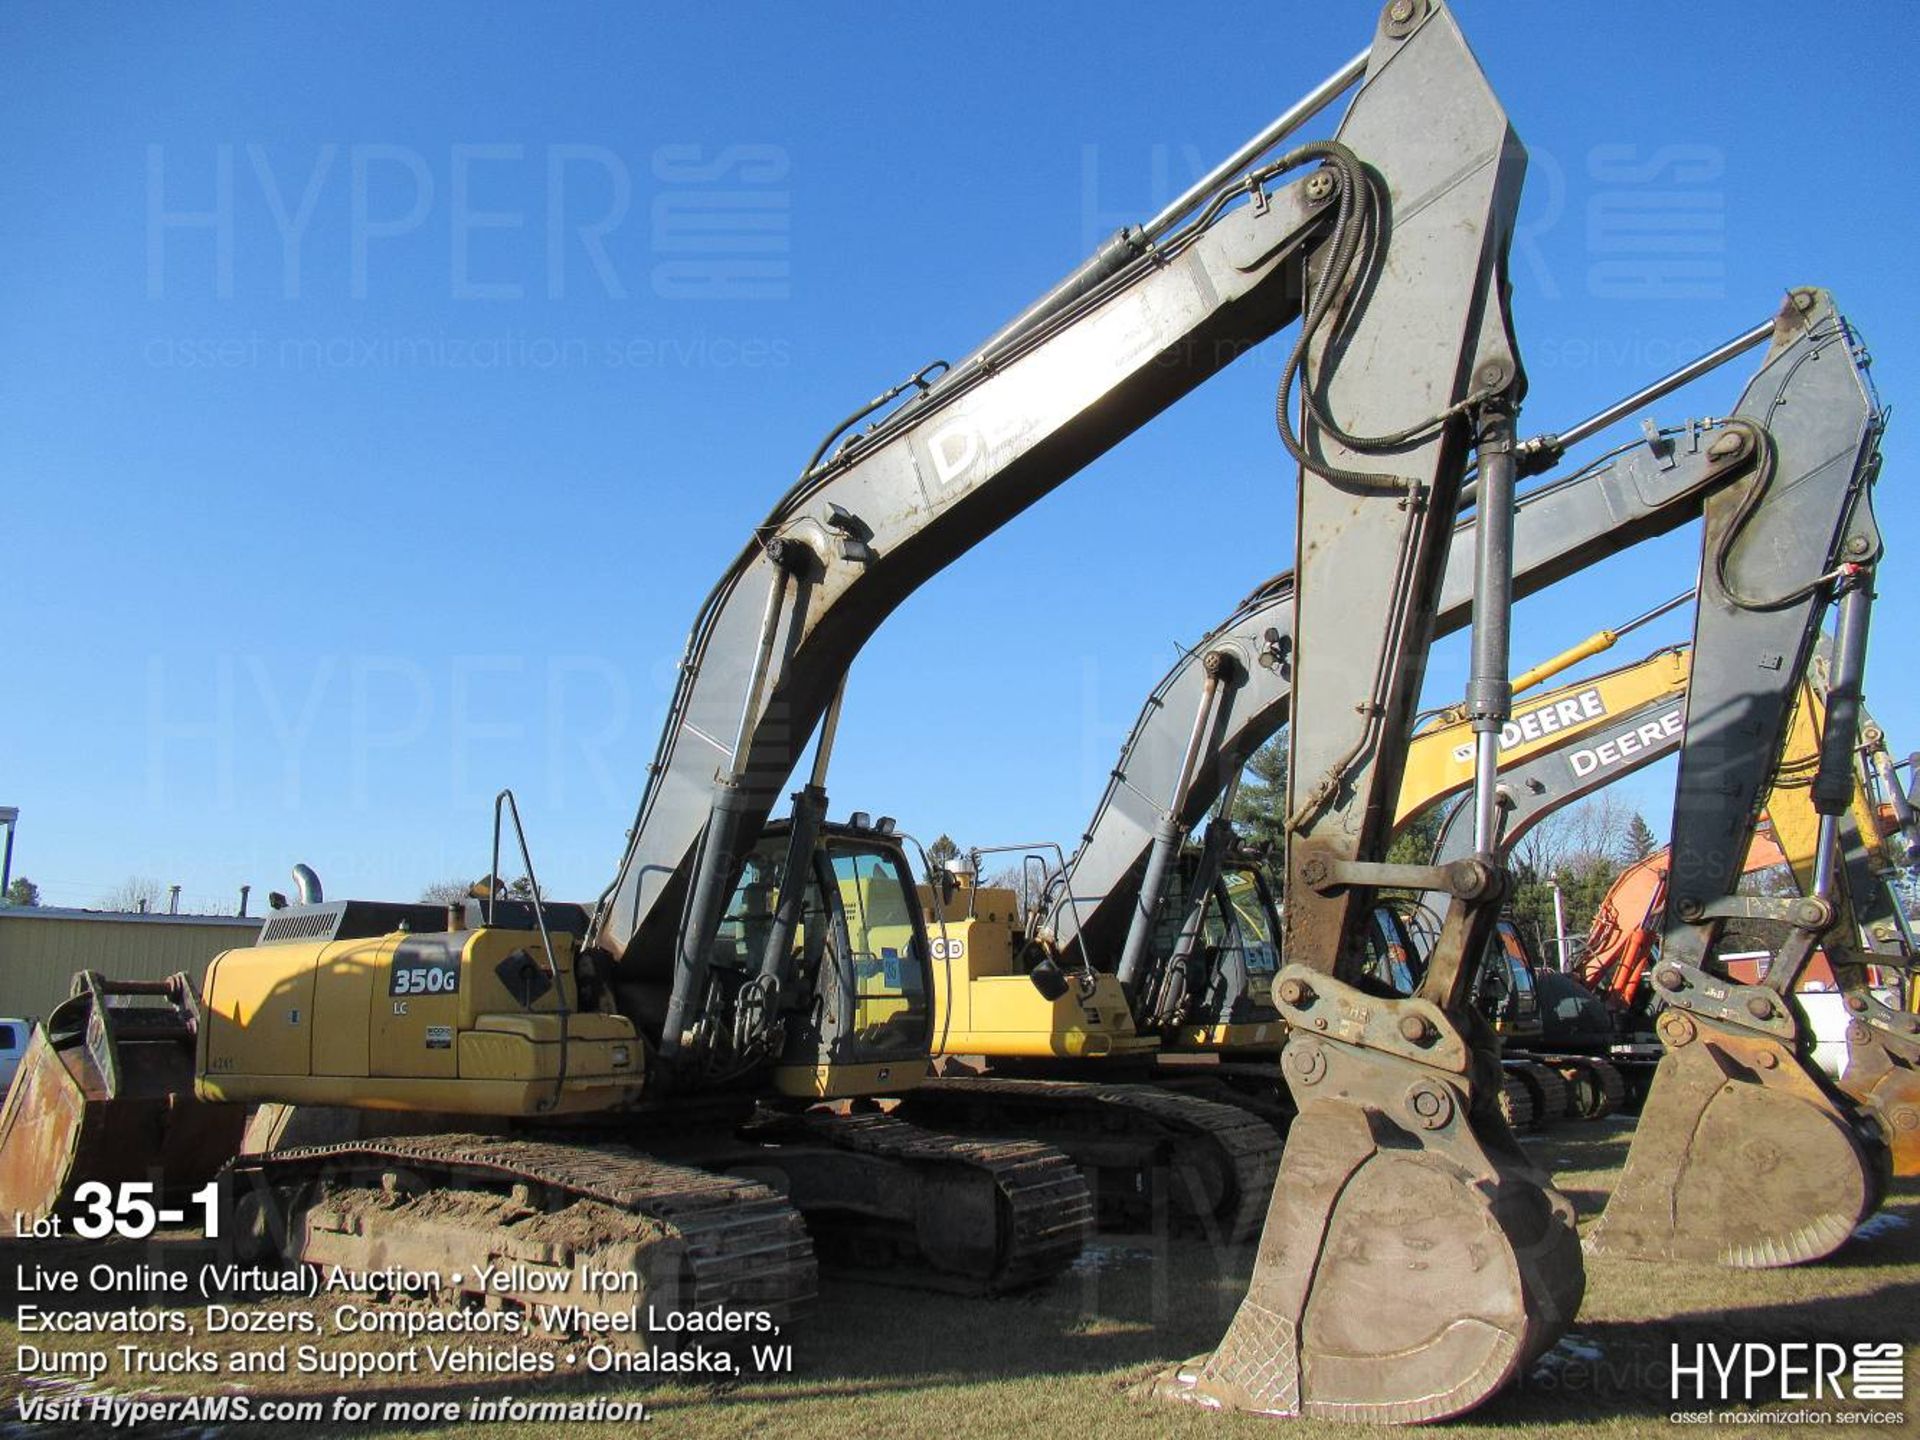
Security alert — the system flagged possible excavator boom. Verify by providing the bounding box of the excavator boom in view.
[1049,329,1788,973]
[1048,294,1854,1053]
[1582,295,1890,1267]
[595,22,1389,978]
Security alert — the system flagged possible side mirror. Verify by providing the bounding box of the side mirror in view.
[1028,956,1070,1002]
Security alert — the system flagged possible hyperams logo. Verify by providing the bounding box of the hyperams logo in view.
[1671,1342,1904,1413]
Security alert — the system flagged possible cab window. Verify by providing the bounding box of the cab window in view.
[830,846,926,1002]
[1222,868,1279,976]
[1499,925,1537,996]
[713,847,786,972]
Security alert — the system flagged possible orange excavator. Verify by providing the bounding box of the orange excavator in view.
[1580,848,1700,1017]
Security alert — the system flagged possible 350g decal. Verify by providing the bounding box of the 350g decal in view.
[390,952,460,997]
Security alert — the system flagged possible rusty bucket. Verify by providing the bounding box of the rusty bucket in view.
[0,971,245,1227]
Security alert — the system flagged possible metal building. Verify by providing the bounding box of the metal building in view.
[0,908,260,1020]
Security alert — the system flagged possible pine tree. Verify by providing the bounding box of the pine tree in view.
[1621,812,1657,863]
[1231,735,1290,854]
[1386,806,1444,867]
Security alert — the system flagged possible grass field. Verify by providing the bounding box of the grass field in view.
[3,1119,1915,1439]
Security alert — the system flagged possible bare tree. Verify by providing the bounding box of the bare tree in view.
[1507,795,1644,953]
[420,875,534,905]
[1509,792,1637,883]
[982,863,1052,914]
[420,878,475,906]
[100,876,165,913]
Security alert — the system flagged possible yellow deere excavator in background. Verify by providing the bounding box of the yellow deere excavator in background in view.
[910,627,1691,1133]
[1421,645,1920,1174]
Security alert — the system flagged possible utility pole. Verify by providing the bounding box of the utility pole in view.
[1550,874,1570,971]
[0,807,17,899]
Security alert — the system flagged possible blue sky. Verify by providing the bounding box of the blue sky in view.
[3,2,1915,912]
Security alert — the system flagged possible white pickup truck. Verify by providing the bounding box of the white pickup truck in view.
[0,1019,27,1096]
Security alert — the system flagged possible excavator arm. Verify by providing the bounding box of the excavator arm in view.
[1166,640,1694,1035]
[1397,644,1692,831]
[1580,311,1891,1263]
[1760,655,1920,1172]
[1045,300,1832,998]
[586,3,1529,1097]
[1424,636,1920,1175]
[1429,689,1689,917]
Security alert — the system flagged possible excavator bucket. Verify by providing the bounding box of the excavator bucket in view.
[1586,1009,1886,1266]
[1835,1019,1920,1178]
[1847,1063,1920,1177]
[0,971,245,1227]
[1160,978,1585,1422]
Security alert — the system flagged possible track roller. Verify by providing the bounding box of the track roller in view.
[894,1076,1281,1242]
[1551,1057,1625,1120]
[1508,1061,1569,1126]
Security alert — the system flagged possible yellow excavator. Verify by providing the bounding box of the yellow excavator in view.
[3,5,1598,1421]
[1413,638,1920,1176]
[910,627,1691,1127]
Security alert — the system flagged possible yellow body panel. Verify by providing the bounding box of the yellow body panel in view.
[196,925,644,1116]
[312,935,379,1078]
[772,1060,917,1100]
[1172,1020,1286,1053]
[916,890,1157,1060]
[948,973,1156,1058]
[204,941,317,1079]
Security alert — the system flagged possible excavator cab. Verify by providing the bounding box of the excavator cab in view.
[750,821,934,1098]
[1476,920,1544,1044]
[1361,903,1425,994]
[1220,863,1282,990]
[1155,850,1285,1050]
